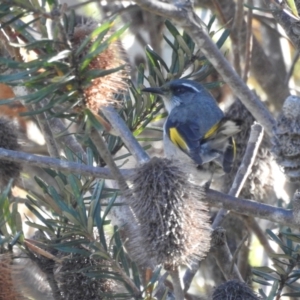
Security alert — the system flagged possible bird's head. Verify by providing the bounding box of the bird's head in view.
[142,79,204,113]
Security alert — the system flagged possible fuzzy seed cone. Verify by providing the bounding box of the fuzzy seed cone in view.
[222,100,276,203]
[125,157,211,267]
[292,190,300,223]
[212,280,261,300]
[272,95,300,182]
[54,251,115,299]
[0,117,22,188]
[0,252,29,300]
[72,21,129,113]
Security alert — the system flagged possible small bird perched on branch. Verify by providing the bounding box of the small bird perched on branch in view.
[142,79,241,180]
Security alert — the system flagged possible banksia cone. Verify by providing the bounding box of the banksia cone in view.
[0,117,22,188]
[125,157,211,267]
[72,21,128,113]
[54,251,115,300]
[272,95,300,182]
[212,280,260,300]
[0,252,29,300]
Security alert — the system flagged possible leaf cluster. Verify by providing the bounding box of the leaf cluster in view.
[253,229,300,299]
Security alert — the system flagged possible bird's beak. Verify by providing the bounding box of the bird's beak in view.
[142,87,165,95]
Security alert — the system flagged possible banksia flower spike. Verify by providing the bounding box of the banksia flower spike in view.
[125,157,211,267]
[0,117,22,188]
[70,20,129,132]
[54,251,115,300]
[272,95,300,182]
[212,280,261,300]
[0,253,29,300]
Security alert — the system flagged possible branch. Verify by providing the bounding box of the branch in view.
[205,189,297,228]
[267,1,300,51]
[232,0,244,76]
[0,147,133,179]
[242,0,253,82]
[211,0,289,110]
[213,123,264,228]
[90,128,128,191]
[132,0,276,136]
[102,105,150,164]
[168,267,184,300]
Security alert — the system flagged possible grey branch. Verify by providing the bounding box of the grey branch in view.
[0,147,133,179]
[132,0,276,136]
[213,123,264,228]
[102,105,150,164]
[90,128,128,191]
[0,147,298,227]
[206,189,298,229]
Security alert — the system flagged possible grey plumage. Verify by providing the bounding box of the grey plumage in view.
[142,79,241,179]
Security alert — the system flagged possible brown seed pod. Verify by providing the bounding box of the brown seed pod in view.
[72,21,129,113]
[212,280,261,300]
[124,157,211,267]
[0,252,29,300]
[54,251,116,300]
[272,95,300,182]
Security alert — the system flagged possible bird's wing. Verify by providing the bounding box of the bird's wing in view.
[165,117,204,164]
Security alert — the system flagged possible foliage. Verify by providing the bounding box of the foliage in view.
[0,0,300,299]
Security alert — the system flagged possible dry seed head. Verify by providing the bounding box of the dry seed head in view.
[272,95,300,182]
[72,22,129,112]
[125,157,211,267]
[0,117,22,188]
[212,280,261,300]
[54,251,115,299]
[0,253,29,300]
[292,189,300,224]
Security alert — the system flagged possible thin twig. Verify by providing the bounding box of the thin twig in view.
[285,49,300,85]
[214,0,289,111]
[168,267,184,300]
[90,128,128,191]
[48,117,88,163]
[212,123,264,228]
[243,216,274,255]
[210,227,244,281]
[132,0,276,136]
[102,105,150,164]
[30,103,60,158]
[237,232,251,279]
[88,243,142,298]
[232,0,244,76]
[243,0,253,82]
[229,233,248,275]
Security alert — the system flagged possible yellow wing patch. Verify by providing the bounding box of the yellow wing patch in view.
[169,127,188,150]
[231,137,236,159]
[204,122,220,139]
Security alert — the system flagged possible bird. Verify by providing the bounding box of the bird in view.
[142,79,241,179]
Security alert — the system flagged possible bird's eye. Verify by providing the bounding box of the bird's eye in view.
[174,87,184,94]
